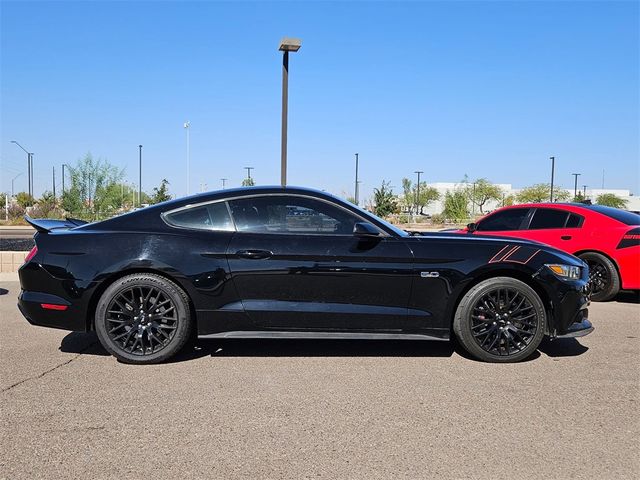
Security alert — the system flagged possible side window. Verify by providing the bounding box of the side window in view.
[477,208,529,232]
[228,196,361,235]
[566,213,584,228]
[164,202,234,231]
[528,208,570,230]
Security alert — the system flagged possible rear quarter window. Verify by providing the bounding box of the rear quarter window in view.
[164,202,234,231]
[586,205,640,226]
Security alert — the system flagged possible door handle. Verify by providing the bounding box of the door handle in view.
[561,235,572,240]
[235,249,273,260]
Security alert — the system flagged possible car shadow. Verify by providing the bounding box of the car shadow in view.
[538,337,589,357]
[0,288,8,296]
[59,333,593,364]
[613,291,640,304]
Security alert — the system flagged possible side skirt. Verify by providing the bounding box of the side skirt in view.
[198,331,449,341]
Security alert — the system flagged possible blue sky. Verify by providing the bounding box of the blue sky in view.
[1,0,638,201]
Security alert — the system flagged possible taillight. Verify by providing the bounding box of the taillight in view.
[617,227,640,249]
[24,246,38,263]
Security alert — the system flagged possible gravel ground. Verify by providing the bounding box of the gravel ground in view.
[0,282,638,480]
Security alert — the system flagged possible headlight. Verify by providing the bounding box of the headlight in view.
[546,264,581,280]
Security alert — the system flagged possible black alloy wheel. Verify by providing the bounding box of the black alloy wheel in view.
[579,252,620,302]
[453,277,546,363]
[95,274,192,364]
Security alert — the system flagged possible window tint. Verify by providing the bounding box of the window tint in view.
[477,208,529,232]
[165,202,234,231]
[228,196,361,235]
[528,208,569,229]
[566,213,583,228]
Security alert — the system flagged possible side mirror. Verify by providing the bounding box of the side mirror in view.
[467,222,478,233]
[353,222,380,237]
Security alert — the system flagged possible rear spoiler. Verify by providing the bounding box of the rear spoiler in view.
[24,215,87,233]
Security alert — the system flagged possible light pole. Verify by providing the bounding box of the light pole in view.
[549,156,555,202]
[354,153,359,205]
[414,170,423,216]
[278,37,302,187]
[221,178,227,189]
[571,173,581,199]
[184,121,190,195]
[52,166,56,199]
[62,164,70,194]
[244,166,254,185]
[11,173,22,197]
[10,140,33,197]
[583,185,588,198]
[138,145,143,207]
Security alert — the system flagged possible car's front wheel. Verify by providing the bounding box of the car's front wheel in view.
[453,277,546,363]
[95,273,192,364]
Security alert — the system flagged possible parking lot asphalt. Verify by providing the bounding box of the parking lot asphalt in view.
[1,281,638,480]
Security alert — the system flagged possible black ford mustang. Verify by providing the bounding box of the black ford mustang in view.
[18,186,593,364]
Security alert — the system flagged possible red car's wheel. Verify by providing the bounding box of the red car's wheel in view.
[579,252,620,302]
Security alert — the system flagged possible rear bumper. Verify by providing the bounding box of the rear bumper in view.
[18,290,84,331]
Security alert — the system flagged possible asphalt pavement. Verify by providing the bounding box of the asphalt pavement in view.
[0,282,638,479]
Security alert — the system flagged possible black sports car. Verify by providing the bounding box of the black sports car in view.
[18,186,593,364]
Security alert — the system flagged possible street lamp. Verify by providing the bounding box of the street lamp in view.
[221,178,227,189]
[244,166,254,185]
[138,144,143,207]
[11,173,22,197]
[10,140,33,197]
[583,185,588,198]
[571,173,581,199]
[549,156,555,202]
[278,37,302,187]
[184,121,190,195]
[354,153,359,205]
[414,171,423,216]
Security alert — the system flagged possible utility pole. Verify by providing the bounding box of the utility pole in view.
[11,173,22,197]
[583,185,587,198]
[184,121,190,195]
[571,173,581,199]
[221,178,227,189]
[278,38,302,187]
[414,170,423,216]
[549,156,555,202]
[52,166,56,199]
[354,153,359,205]
[244,167,254,183]
[138,145,143,207]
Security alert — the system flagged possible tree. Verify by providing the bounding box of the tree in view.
[15,192,35,208]
[442,190,470,222]
[31,191,63,218]
[502,194,516,207]
[151,179,172,204]
[596,193,628,209]
[415,182,440,214]
[401,178,440,214]
[467,178,502,214]
[516,183,570,203]
[372,181,398,217]
[64,153,124,219]
[242,177,255,187]
[573,191,585,203]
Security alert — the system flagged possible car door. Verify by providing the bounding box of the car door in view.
[516,207,585,252]
[225,194,416,332]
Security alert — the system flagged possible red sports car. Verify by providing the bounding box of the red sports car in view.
[457,203,639,301]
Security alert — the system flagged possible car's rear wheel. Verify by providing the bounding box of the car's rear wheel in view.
[453,277,546,363]
[95,273,192,364]
[578,252,620,302]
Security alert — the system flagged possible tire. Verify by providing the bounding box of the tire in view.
[453,277,546,363]
[578,252,620,302]
[95,273,193,364]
